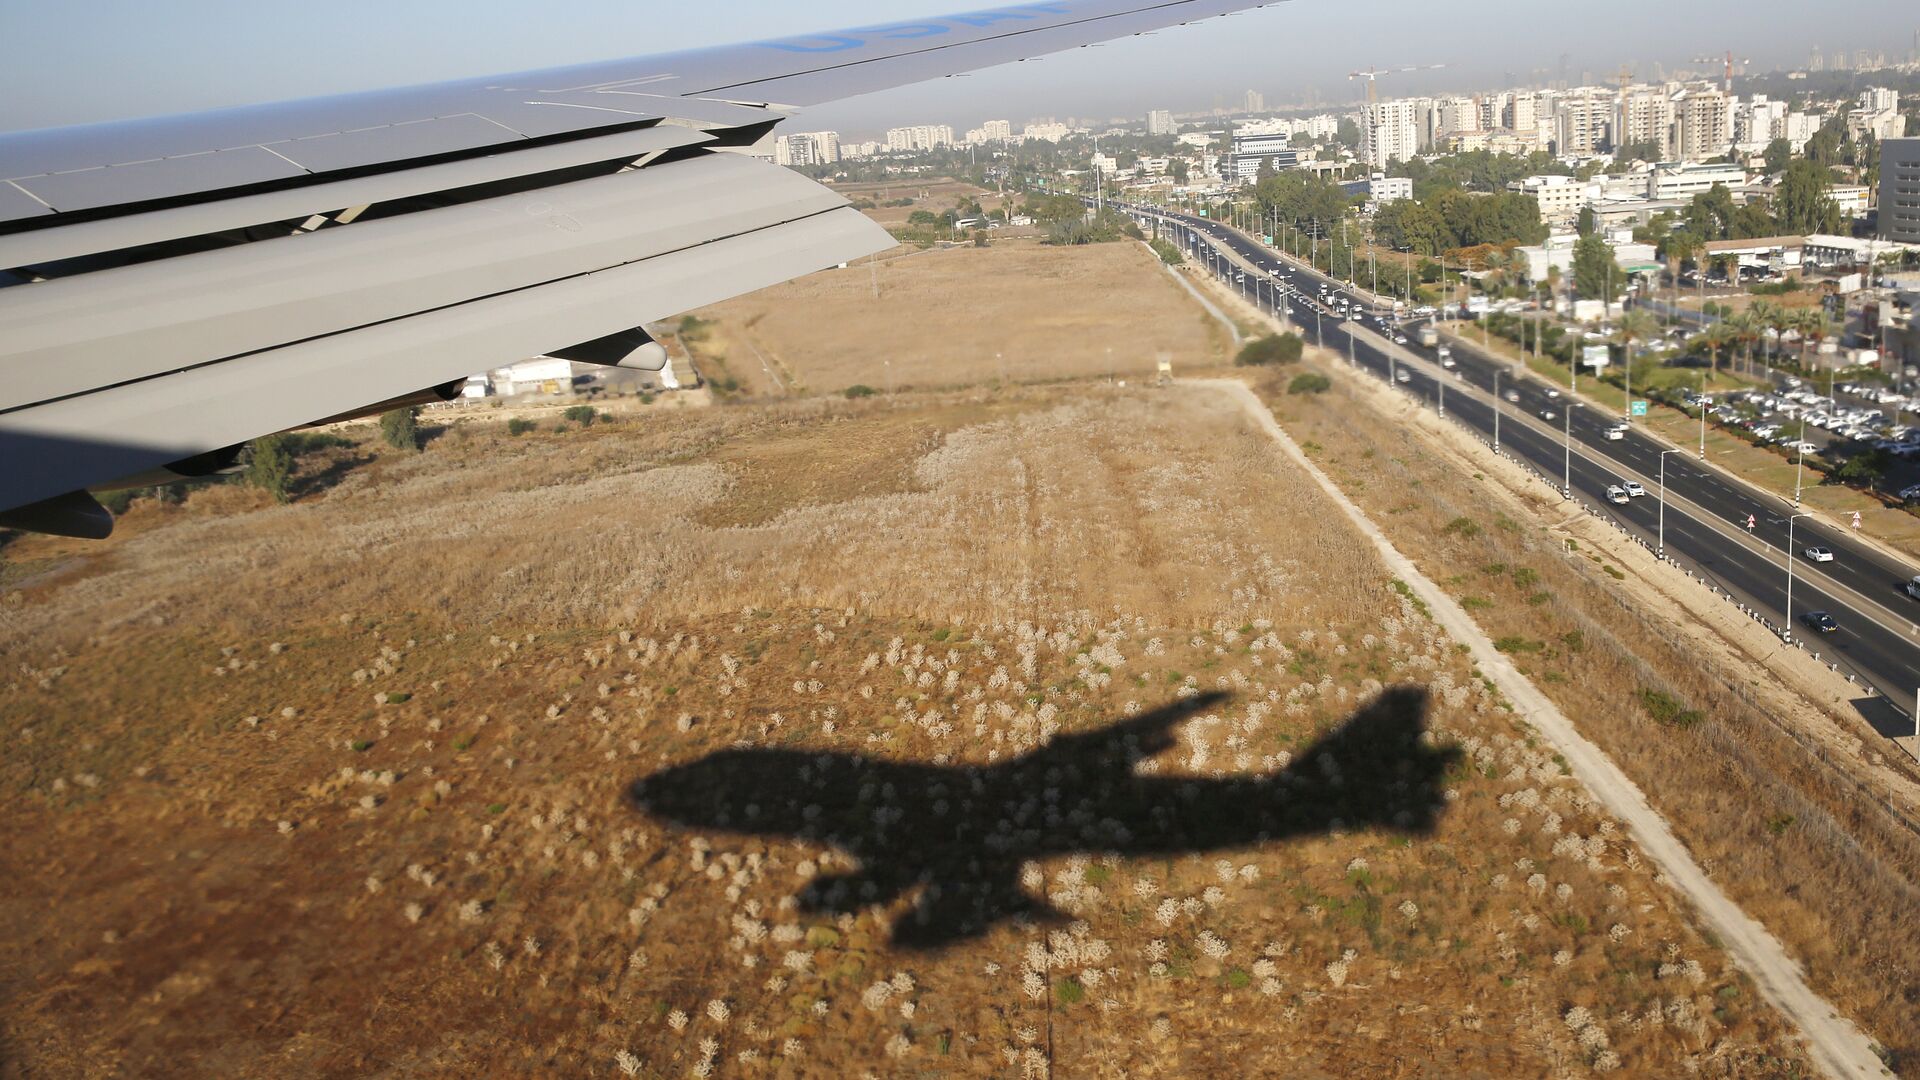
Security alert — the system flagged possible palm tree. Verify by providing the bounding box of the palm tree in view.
[1725,310,1762,377]
[1700,322,1735,382]
[1613,309,1661,406]
[1747,298,1783,375]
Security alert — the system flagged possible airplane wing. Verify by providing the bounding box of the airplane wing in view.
[0,0,1282,537]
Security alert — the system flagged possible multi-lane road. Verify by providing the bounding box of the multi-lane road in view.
[1130,205,1920,726]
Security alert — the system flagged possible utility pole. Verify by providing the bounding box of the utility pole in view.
[1794,415,1808,507]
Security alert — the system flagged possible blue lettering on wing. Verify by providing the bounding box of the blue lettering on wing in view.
[758,35,866,53]
[757,3,1075,53]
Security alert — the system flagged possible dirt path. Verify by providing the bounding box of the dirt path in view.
[1195,376,1891,1080]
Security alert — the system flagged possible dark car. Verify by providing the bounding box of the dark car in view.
[1800,610,1839,634]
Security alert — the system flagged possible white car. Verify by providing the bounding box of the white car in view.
[1540,408,1558,421]
[1504,389,1521,403]
[1605,486,1630,504]
[1392,333,1409,345]
[1622,481,1645,497]
[1440,357,1458,370]
[1395,369,1412,384]
[1546,389,1562,399]
[1804,546,1834,563]
[1603,427,1625,441]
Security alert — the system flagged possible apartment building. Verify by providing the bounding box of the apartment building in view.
[1361,99,1421,170]
[1554,92,1611,156]
[1878,138,1920,243]
[1672,89,1732,162]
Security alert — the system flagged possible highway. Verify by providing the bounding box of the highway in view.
[1128,204,1920,724]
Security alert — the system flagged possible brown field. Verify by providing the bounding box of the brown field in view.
[830,179,1011,228]
[683,240,1230,398]
[1255,359,1920,1075]
[1,385,1814,1077]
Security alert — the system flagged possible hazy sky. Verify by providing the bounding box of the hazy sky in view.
[2,1,1915,138]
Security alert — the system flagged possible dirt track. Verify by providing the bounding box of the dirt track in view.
[1201,377,1891,1080]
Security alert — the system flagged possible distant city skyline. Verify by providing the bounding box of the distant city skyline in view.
[2,1,1916,137]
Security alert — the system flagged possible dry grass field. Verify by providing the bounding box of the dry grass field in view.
[683,240,1230,397]
[1,386,1816,1077]
[1257,360,1920,1075]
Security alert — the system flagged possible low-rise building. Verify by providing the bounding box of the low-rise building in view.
[1701,236,1805,271]
[1508,174,1590,226]
[1647,161,1747,201]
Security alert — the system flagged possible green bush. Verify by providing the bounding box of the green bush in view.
[1235,332,1305,367]
[1287,372,1331,395]
[1637,688,1703,729]
[563,404,597,426]
[379,407,420,451]
[1149,238,1185,265]
[245,433,295,503]
[507,418,537,436]
[844,384,877,399]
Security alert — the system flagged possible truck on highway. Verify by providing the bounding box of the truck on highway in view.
[1417,327,1439,348]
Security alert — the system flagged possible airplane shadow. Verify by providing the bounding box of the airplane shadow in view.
[626,687,1460,950]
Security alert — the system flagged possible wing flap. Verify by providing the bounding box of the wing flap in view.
[0,125,713,268]
[0,206,891,513]
[0,153,845,414]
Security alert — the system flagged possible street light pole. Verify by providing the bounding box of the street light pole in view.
[1563,403,1583,498]
[1493,370,1502,451]
[1786,512,1813,638]
[1657,449,1682,556]
[1793,416,1807,508]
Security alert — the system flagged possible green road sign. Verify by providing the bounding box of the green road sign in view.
[1630,400,1649,417]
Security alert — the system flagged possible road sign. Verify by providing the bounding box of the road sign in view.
[1630,400,1649,417]
[1852,511,1863,531]
[1746,514,1757,531]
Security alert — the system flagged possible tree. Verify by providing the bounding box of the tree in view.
[1612,309,1660,379]
[1287,372,1331,395]
[1234,333,1304,366]
[245,434,294,503]
[1763,137,1794,175]
[380,406,421,451]
[1835,448,1891,490]
[1576,205,1597,237]
[1572,234,1621,303]
[1774,158,1843,236]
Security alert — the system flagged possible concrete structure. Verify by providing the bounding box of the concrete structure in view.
[1883,138,1920,244]
[1647,161,1747,200]
[1554,92,1611,156]
[1147,109,1175,136]
[1806,233,1920,267]
[1221,130,1301,182]
[1672,88,1732,162]
[1360,98,1420,170]
[1701,236,1805,271]
[1847,88,1906,142]
[1244,89,1265,114]
[885,125,954,152]
[1616,86,1675,158]
[1022,122,1071,143]
[1508,174,1590,226]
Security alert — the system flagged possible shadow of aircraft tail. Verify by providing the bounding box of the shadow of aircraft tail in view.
[628,686,1457,949]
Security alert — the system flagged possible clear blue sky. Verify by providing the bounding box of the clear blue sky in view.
[3,1,1914,137]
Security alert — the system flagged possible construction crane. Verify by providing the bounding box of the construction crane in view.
[1688,51,1749,92]
[1347,64,1447,105]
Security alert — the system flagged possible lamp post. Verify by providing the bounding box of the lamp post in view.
[1493,369,1502,451]
[1657,449,1683,556]
[1563,402,1583,498]
[1785,512,1813,638]
[1698,376,1709,459]
[1793,416,1807,508]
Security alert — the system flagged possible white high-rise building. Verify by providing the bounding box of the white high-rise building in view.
[1615,86,1674,158]
[1672,88,1731,162]
[982,119,1012,142]
[884,125,955,152]
[1148,109,1175,135]
[1023,121,1071,142]
[1433,95,1479,139]
[1361,99,1420,170]
[1553,91,1611,156]
[1244,89,1265,114]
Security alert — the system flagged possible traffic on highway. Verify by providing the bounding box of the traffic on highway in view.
[1127,202,1920,718]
